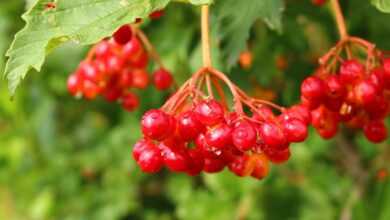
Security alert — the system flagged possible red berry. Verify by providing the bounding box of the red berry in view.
[311,106,339,139]
[354,80,377,106]
[205,123,232,150]
[132,69,149,89]
[265,148,291,164]
[177,111,204,141]
[282,104,311,125]
[194,99,225,126]
[195,133,220,158]
[301,76,328,101]
[105,54,125,74]
[339,59,364,83]
[159,141,188,172]
[136,142,163,173]
[252,106,275,122]
[122,93,139,112]
[259,122,287,149]
[153,68,173,90]
[250,154,270,180]
[122,37,142,58]
[133,139,150,161]
[326,75,346,99]
[141,109,174,141]
[113,25,133,45]
[79,62,101,83]
[228,154,251,177]
[67,73,82,96]
[82,80,100,100]
[118,69,133,88]
[186,148,204,176]
[131,51,149,69]
[203,157,225,173]
[103,87,122,102]
[363,120,388,143]
[95,40,111,58]
[312,0,327,6]
[232,120,257,151]
[149,10,164,19]
[369,67,385,92]
[281,118,308,143]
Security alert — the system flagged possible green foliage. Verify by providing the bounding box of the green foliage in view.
[372,0,390,13]
[1,0,390,220]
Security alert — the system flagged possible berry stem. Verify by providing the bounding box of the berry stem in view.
[201,5,212,68]
[330,0,348,40]
[134,28,165,68]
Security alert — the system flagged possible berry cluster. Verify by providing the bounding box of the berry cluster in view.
[67,25,173,112]
[300,37,389,142]
[312,0,327,6]
[133,67,310,179]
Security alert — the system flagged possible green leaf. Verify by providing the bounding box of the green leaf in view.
[214,0,284,68]
[4,0,170,95]
[173,0,213,4]
[372,0,390,13]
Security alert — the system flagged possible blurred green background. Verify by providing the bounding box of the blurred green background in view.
[1,1,389,220]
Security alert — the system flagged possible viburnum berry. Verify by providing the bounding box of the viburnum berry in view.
[177,111,204,141]
[339,59,364,84]
[153,68,174,90]
[121,92,139,112]
[203,157,226,173]
[281,118,308,143]
[259,122,287,149]
[363,120,388,143]
[141,109,174,141]
[205,123,232,150]
[67,74,82,96]
[312,0,327,6]
[113,25,133,45]
[301,76,328,102]
[149,10,164,19]
[194,99,225,126]
[159,140,189,172]
[132,69,150,89]
[135,141,163,173]
[232,120,257,151]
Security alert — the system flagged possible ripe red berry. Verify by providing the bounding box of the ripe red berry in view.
[281,104,311,125]
[311,106,339,139]
[131,51,149,69]
[94,40,111,58]
[159,141,189,172]
[149,10,164,19]
[339,59,364,83]
[265,148,291,164]
[250,154,270,179]
[186,148,205,176]
[132,69,149,89]
[133,139,150,161]
[177,111,204,141]
[141,109,174,141]
[259,122,287,149]
[153,68,173,90]
[326,75,346,98]
[253,106,275,122]
[194,99,225,126]
[203,157,226,173]
[82,80,100,100]
[301,76,328,101]
[369,67,385,92]
[312,0,327,6]
[228,154,251,177]
[121,92,139,112]
[136,142,163,173]
[103,87,122,102]
[67,73,82,96]
[122,37,142,58]
[195,133,220,158]
[113,25,133,45]
[354,80,377,106]
[118,69,133,88]
[232,120,257,151]
[205,123,232,150]
[79,62,101,83]
[363,120,388,143]
[281,118,308,143]
[105,54,126,74]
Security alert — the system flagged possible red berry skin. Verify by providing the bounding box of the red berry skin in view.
[131,51,149,69]
[149,10,164,19]
[301,95,321,110]
[259,122,287,149]
[312,0,327,6]
[354,80,377,106]
[205,123,232,150]
[363,120,388,143]
[113,25,133,45]
[250,154,270,180]
[369,67,385,92]
[137,143,163,173]
[195,134,220,158]
[366,96,389,120]
[186,148,204,176]
[194,99,225,126]
[82,80,101,100]
[177,111,204,141]
[232,121,257,152]
[281,118,308,143]
[326,75,347,99]
[94,40,111,58]
[252,106,275,122]
[79,62,101,83]
[132,69,149,89]
[141,109,174,141]
[339,59,364,84]
[105,54,126,74]
[203,157,226,173]
[121,93,139,112]
[225,112,239,126]
[103,87,123,102]
[265,148,291,164]
[228,154,251,177]
[301,76,328,101]
[159,141,188,172]
[118,69,133,88]
[133,139,150,161]
[153,68,173,90]
[311,106,339,139]
[122,37,142,58]
[67,73,82,96]
[282,104,311,125]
